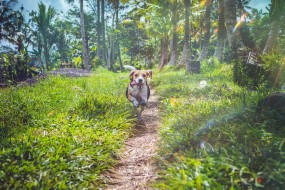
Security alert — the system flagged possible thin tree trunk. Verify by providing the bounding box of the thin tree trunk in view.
[214,0,226,62]
[80,0,90,70]
[186,1,196,73]
[168,0,178,66]
[178,0,190,66]
[158,36,169,69]
[223,0,238,59]
[114,0,123,70]
[101,0,106,64]
[43,37,50,70]
[96,0,101,60]
[107,35,114,70]
[198,0,213,61]
[262,20,281,54]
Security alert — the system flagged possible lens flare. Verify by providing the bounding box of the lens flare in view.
[200,0,207,7]
[233,13,248,32]
[273,58,285,87]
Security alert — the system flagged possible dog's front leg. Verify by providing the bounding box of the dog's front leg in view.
[138,106,145,120]
[127,89,139,107]
[131,97,139,107]
[141,98,147,106]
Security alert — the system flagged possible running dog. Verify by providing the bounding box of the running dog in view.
[124,65,152,120]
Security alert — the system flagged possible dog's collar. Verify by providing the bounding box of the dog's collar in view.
[130,81,147,90]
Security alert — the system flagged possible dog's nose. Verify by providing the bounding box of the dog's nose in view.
[138,79,143,83]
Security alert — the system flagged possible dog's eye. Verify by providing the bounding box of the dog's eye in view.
[142,74,146,77]
[134,74,138,77]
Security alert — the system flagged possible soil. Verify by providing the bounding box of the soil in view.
[0,68,93,88]
[103,88,160,190]
[48,68,93,77]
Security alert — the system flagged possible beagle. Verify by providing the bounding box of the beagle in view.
[124,65,152,120]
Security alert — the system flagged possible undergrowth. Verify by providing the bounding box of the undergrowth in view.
[0,68,134,189]
[154,62,285,189]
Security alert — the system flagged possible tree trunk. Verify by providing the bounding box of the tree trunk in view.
[262,20,281,54]
[107,35,114,70]
[186,1,197,73]
[101,0,106,64]
[80,0,90,70]
[114,0,123,71]
[214,0,226,62]
[43,37,49,70]
[178,0,190,66]
[168,0,178,66]
[198,0,213,61]
[96,0,101,60]
[223,0,238,60]
[158,36,169,69]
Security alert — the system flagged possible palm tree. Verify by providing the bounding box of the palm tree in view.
[223,0,238,58]
[214,0,226,62]
[66,0,91,70]
[87,0,102,62]
[29,2,56,70]
[263,0,285,54]
[198,0,213,61]
[178,0,191,66]
[0,0,23,46]
[168,0,179,66]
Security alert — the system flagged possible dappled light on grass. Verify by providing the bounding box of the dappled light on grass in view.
[153,63,285,189]
[0,69,135,189]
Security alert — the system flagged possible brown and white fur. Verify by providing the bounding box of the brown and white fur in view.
[124,65,152,120]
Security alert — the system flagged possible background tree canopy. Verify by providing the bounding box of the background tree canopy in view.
[0,0,284,88]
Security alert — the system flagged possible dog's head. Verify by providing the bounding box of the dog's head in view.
[129,70,152,84]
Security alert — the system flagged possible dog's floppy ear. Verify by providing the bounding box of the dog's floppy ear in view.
[146,70,152,79]
[129,70,136,81]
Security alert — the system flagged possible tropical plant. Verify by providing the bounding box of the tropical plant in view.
[0,0,23,45]
[168,0,179,66]
[262,0,285,54]
[223,0,238,59]
[29,2,57,70]
[198,0,213,61]
[213,0,226,62]
[66,0,91,70]
[178,0,191,66]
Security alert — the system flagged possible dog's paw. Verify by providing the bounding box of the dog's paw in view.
[131,97,139,107]
[141,99,147,106]
[133,100,139,107]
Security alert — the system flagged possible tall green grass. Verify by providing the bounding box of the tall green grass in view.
[0,68,134,189]
[154,63,285,189]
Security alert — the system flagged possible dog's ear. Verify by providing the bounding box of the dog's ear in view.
[146,70,152,79]
[129,70,136,81]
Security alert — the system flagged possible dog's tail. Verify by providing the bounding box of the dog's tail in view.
[123,65,136,71]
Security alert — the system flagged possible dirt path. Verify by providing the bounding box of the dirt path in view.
[104,88,160,190]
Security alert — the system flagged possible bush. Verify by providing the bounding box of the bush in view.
[0,51,33,84]
[261,52,285,89]
[233,51,285,90]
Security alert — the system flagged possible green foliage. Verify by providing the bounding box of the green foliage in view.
[0,69,134,189]
[261,52,285,89]
[153,63,285,189]
[0,50,34,83]
[233,52,285,90]
[233,59,268,90]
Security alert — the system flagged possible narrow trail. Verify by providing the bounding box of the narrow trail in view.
[104,88,160,190]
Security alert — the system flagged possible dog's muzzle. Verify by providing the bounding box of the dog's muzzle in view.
[131,80,145,90]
